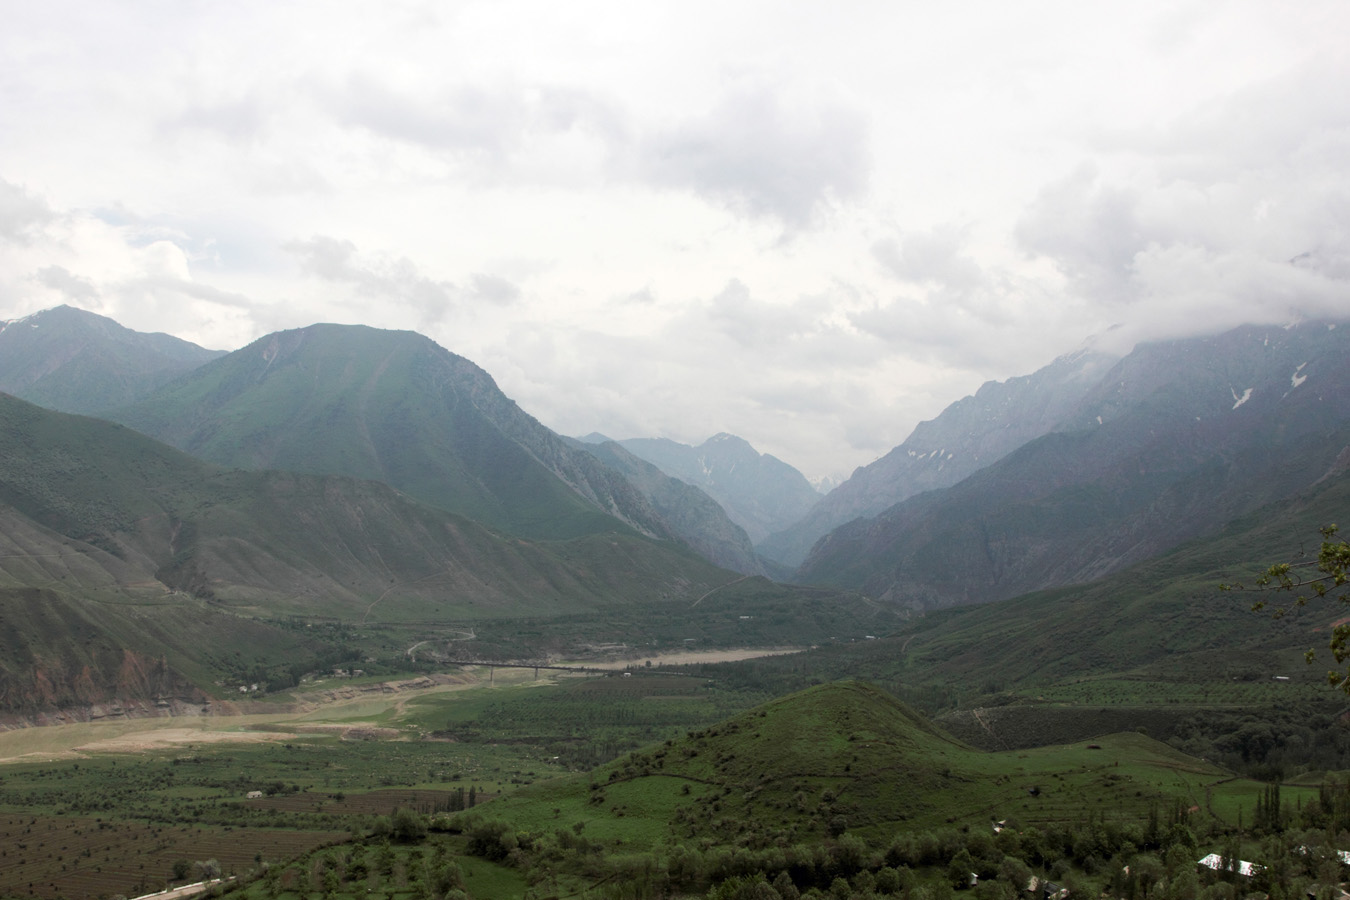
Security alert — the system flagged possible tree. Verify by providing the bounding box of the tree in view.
[391,807,428,843]
[1223,525,1350,691]
[172,860,191,882]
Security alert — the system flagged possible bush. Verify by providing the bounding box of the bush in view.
[467,820,518,862]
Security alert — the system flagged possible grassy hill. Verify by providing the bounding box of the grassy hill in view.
[348,678,1315,900]
[471,681,1230,851]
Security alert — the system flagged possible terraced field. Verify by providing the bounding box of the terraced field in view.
[0,816,348,899]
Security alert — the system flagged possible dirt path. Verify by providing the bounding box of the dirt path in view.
[579,647,802,668]
[406,629,476,661]
[970,708,1009,750]
[131,878,232,900]
[691,575,752,607]
[361,570,457,623]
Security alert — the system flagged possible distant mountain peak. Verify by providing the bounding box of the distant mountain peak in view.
[757,346,1121,566]
[616,433,819,544]
[0,304,226,415]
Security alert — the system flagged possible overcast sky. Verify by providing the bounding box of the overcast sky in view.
[2,1,1348,482]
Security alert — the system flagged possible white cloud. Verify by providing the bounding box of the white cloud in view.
[636,82,870,233]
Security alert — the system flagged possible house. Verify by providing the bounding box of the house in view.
[1197,852,1260,878]
[1026,876,1068,899]
[246,790,263,799]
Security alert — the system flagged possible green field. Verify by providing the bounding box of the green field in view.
[3,658,1350,899]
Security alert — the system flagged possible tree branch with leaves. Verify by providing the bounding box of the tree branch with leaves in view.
[1221,525,1350,691]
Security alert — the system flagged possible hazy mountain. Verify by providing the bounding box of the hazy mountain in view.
[613,433,821,545]
[0,305,224,414]
[759,349,1118,566]
[0,393,739,711]
[110,323,694,544]
[799,321,1350,609]
[897,461,1350,697]
[567,437,765,574]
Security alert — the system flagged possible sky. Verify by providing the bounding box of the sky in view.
[1,1,1348,484]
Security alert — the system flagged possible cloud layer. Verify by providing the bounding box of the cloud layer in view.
[2,2,1348,480]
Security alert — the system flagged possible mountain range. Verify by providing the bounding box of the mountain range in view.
[796,322,1350,610]
[2,304,1349,718]
[588,432,822,546]
[0,304,225,414]
[757,348,1119,565]
[0,391,759,713]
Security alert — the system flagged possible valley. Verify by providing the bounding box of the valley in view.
[0,307,1348,897]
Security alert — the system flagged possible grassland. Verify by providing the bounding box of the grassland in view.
[2,664,1345,900]
[471,681,1275,846]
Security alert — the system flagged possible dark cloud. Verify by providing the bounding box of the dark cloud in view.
[325,75,627,168]
[333,75,527,159]
[1014,164,1145,304]
[872,226,986,291]
[287,235,457,325]
[162,92,269,142]
[287,236,519,324]
[617,287,656,306]
[0,178,54,243]
[1018,54,1350,343]
[702,279,828,349]
[467,272,520,305]
[288,235,358,280]
[1119,55,1350,178]
[35,265,98,301]
[638,84,869,232]
[318,73,867,232]
[140,277,254,309]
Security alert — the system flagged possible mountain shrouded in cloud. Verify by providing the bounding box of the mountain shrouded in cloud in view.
[796,321,1350,609]
[759,347,1121,566]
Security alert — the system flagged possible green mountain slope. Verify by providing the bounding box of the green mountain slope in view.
[569,437,766,574]
[0,394,747,711]
[0,305,224,414]
[710,465,1350,759]
[0,393,738,618]
[894,465,1350,692]
[110,323,658,541]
